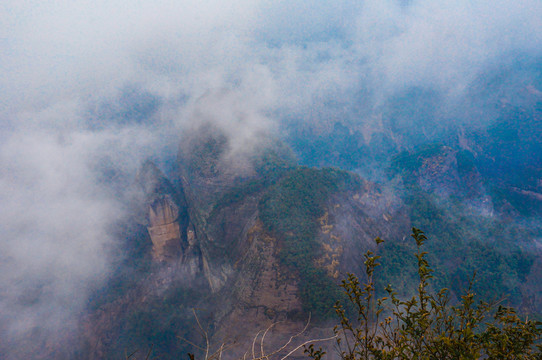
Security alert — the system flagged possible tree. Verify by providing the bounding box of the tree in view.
[318,228,542,360]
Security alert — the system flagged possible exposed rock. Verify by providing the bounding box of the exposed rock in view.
[135,160,196,264]
[147,195,184,262]
[81,144,412,359]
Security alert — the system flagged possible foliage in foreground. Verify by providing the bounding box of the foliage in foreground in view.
[312,228,542,360]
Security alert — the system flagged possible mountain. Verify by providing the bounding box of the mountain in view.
[9,64,532,359]
[75,123,413,358]
[77,102,542,358]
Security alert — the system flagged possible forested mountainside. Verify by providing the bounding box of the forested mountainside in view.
[67,93,541,359]
[2,76,541,359]
[3,1,542,359]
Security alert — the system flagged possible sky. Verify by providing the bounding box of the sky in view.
[1,0,541,352]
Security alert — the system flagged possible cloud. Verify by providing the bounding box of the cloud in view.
[360,0,542,97]
[0,120,164,353]
[0,0,540,353]
[181,85,277,170]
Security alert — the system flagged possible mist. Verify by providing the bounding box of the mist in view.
[1,0,541,354]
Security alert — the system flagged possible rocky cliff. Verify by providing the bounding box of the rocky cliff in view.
[79,128,414,359]
[147,195,183,262]
[80,123,542,359]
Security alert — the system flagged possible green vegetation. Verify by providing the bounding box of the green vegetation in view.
[86,222,209,359]
[288,122,370,170]
[475,106,542,216]
[185,133,227,178]
[97,282,211,360]
[309,229,542,360]
[400,184,536,306]
[258,166,360,318]
[212,178,268,211]
[105,140,541,359]
[118,286,208,360]
[455,149,476,175]
[388,144,538,308]
[389,143,446,175]
[374,239,418,298]
[209,145,296,216]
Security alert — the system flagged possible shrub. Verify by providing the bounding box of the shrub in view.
[314,228,542,360]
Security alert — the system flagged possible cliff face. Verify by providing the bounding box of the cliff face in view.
[147,195,183,262]
[134,160,201,266]
[79,129,414,359]
[195,189,405,358]
[390,144,493,218]
[173,134,409,355]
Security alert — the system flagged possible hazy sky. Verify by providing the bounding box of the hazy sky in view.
[1,0,541,350]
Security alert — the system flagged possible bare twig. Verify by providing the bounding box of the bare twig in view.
[207,342,236,360]
[251,329,262,360]
[279,335,338,360]
[145,344,154,360]
[260,321,283,357]
[259,313,312,359]
[183,311,335,360]
[177,336,207,352]
[125,348,139,359]
[193,308,210,360]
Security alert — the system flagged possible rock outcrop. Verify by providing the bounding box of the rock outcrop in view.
[132,159,207,281]
[147,195,184,262]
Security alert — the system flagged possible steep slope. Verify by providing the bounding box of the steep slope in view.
[82,105,542,358]
[199,166,409,357]
[389,143,542,311]
[82,161,208,359]
[81,128,412,358]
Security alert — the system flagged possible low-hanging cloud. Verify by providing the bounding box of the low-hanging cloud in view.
[358,0,542,97]
[1,0,541,353]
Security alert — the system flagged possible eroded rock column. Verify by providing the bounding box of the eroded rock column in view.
[147,195,183,262]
